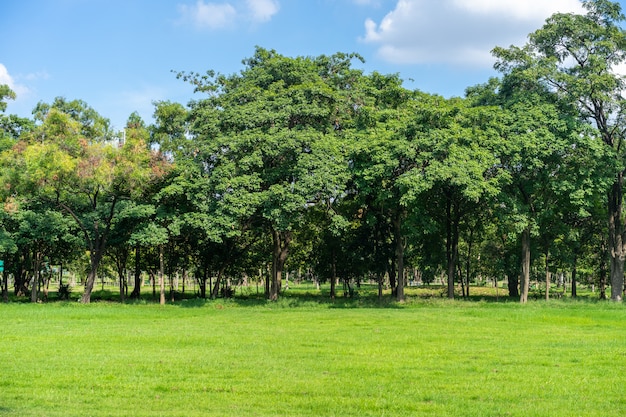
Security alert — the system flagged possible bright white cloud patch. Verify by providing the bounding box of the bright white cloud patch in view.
[0,63,15,89]
[362,0,584,67]
[245,0,279,22]
[178,1,238,29]
[0,63,31,99]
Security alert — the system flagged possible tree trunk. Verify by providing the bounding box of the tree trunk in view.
[131,245,141,299]
[445,199,459,300]
[520,227,531,304]
[159,245,165,305]
[199,264,208,299]
[600,240,607,300]
[148,271,155,299]
[80,248,105,304]
[394,213,405,302]
[571,256,577,298]
[2,270,7,303]
[31,251,42,303]
[330,251,336,300]
[465,228,474,299]
[608,176,625,301]
[388,262,396,297]
[211,267,226,299]
[44,270,51,302]
[269,229,290,301]
[30,272,38,303]
[118,269,125,303]
[507,273,519,298]
[545,250,550,301]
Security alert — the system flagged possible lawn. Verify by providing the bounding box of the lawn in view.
[1,292,625,416]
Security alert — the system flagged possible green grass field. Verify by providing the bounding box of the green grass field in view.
[1,287,625,416]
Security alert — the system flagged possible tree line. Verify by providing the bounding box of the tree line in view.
[1,0,625,304]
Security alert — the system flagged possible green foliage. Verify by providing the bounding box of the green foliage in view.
[4,3,626,303]
[0,84,16,113]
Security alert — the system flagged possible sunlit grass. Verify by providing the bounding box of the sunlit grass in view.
[1,289,624,416]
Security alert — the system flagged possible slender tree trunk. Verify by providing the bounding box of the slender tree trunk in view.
[520,227,531,304]
[545,250,550,301]
[81,250,104,304]
[600,240,608,300]
[199,264,208,299]
[31,251,42,303]
[446,199,459,300]
[148,271,155,299]
[2,270,7,303]
[131,245,141,299]
[571,255,577,298]
[608,176,625,301]
[388,262,396,297]
[44,271,51,302]
[330,251,336,300]
[211,267,226,299]
[30,272,38,303]
[394,213,405,302]
[118,269,125,303]
[465,228,474,299]
[269,229,290,301]
[159,245,165,305]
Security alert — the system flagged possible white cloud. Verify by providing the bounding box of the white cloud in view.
[451,0,583,20]
[245,0,279,22]
[0,63,17,91]
[0,63,32,100]
[177,1,238,29]
[362,0,584,67]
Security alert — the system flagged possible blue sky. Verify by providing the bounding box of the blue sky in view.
[1,0,621,130]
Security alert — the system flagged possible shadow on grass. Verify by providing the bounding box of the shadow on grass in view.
[174,287,521,309]
[1,284,605,307]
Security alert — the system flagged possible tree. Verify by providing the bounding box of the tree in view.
[0,85,33,152]
[407,97,503,299]
[349,75,433,301]
[1,102,169,303]
[493,0,626,300]
[180,48,356,300]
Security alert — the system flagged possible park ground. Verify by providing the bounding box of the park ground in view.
[1,283,625,416]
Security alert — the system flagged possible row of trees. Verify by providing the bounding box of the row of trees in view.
[1,0,626,304]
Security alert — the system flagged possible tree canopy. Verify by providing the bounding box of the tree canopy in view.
[1,1,626,304]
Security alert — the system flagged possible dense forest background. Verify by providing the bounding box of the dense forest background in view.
[2,0,626,304]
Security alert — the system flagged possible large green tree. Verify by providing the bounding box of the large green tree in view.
[180,48,356,300]
[493,0,626,300]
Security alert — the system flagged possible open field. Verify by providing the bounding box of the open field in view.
[1,290,626,416]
